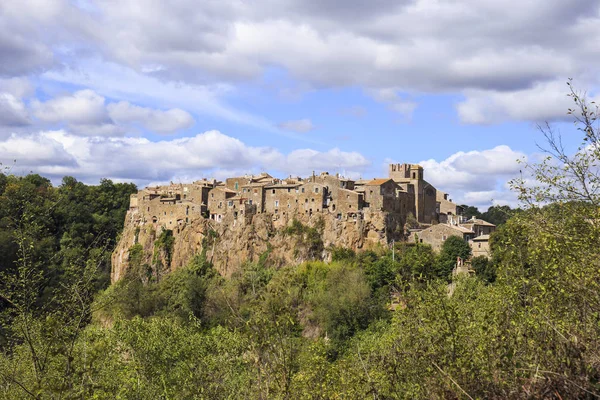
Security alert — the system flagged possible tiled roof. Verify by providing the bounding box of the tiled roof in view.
[362,178,393,186]
[464,218,496,227]
[471,234,490,241]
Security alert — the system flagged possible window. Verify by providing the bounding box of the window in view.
[287,188,291,193]
[234,182,239,190]
[478,243,481,248]
[295,188,299,193]
[243,188,246,193]
[211,193,214,198]
[228,201,233,207]
[248,199,253,205]
[272,189,275,194]
[305,199,308,203]
[442,235,447,240]
[311,198,314,202]
[301,188,305,193]
[164,211,166,215]
[147,207,150,211]
[412,172,416,179]
[275,200,279,208]
[349,204,352,209]
[218,201,222,208]
[315,187,319,193]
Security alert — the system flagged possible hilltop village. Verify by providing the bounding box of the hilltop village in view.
[126,163,495,259]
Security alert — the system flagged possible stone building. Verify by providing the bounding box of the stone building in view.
[128,163,470,246]
[461,218,496,237]
[409,223,475,252]
[470,235,491,258]
[389,163,438,224]
[437,191,464,223]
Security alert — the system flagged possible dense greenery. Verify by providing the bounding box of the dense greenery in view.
[459,204,520,226]
[0,83,599,398]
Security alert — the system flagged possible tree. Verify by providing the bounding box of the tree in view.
[436,236,471,279]
[460,205,482,220]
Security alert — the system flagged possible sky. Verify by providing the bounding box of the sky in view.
[1,0,599,210]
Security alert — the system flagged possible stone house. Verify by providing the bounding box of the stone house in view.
[437,191,463,223]
[262,183,303,215]
[470,234,491,258]
[355,179,400,212]
[461,218,496,237]
[389,163,438,224]
[409,223,475,252]
[207,186,237,222]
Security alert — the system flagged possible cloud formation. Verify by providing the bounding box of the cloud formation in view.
[417,145,527,207]
[107,101,194,134]
[0,129,370,185]
[29,89,195,136]
[2,0,598,124]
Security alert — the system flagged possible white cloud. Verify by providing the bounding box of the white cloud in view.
[417,145,526,208]
[0,131,76,167]
[107,101,194,134]
[1,129,370,184]
[29,89,197,136]
[32,89,110,125]
[456,80,594,124]
[285,148,370,176]
[3,0,599,124]
[0,93,30,127]
[277,119,315,133]
[0,77,34,98]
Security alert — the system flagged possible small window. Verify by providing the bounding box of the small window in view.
[147,207,150,211]
[315,187,319,193]
[272,189,275,194]
[248,199,253,205]
[275,200,279,208]
[288,188,291,193]
[305,199,308,203]
[302,188,305,193]
[211,193,214,198]
[228,201,233,207]
[311,198,315,202]
[234,182,239,190]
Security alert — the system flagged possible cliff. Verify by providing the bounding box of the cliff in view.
[111,208,406,283]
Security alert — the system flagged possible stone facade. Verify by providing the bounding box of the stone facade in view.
[389,163,439,224]
[470,234,491,258]
[409,216,496,258]
[127,163,464,244]
[409,223,476,252]
[114,164,480,282]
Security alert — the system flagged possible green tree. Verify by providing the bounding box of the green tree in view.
[436,236,471,279]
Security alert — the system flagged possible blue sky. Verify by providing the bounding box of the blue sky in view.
[1,0,598,209]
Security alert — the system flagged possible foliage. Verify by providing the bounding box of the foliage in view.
[471,255,496,283]
[436,236,471,280]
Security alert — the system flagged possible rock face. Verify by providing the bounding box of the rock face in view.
[111,208,406,282]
